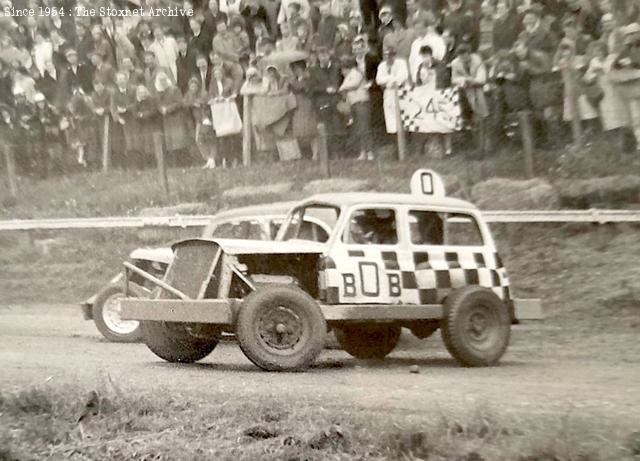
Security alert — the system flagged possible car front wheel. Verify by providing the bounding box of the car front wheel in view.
[92,286,142,343]
[236,286,327,371]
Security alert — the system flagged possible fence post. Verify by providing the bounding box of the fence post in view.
[102,115,110,172]
[562,66,583,148]
[393,86,406,161]
[3,144,17,199]
[518,110,535,178]
[317,122,330,178]
[242,95,252,167]
[152,132,170,197]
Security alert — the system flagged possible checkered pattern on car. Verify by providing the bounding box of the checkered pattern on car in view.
[319,247,510,305]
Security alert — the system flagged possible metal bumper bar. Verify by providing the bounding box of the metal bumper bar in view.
[121,299,236,324]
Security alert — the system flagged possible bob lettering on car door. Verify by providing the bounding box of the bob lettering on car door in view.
[326,206,417,304]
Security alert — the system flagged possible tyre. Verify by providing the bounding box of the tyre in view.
[236,286,327,371]
[92,286,141,343]
[441,286,511,367]
[141,321,220,363]
[335,323,401,359]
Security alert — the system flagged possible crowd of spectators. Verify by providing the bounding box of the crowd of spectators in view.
[0,0,639,178]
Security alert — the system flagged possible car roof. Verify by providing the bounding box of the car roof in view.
[213,201,298,220]
[299,192,478,212]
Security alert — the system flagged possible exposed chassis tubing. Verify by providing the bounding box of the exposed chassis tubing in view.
[120,265,542,325]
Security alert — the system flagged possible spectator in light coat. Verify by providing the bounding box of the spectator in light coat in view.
[375,44,409,134]
[150,26,179,82]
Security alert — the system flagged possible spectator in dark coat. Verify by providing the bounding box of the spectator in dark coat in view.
[0,60,14,108]
[176,35,195,94]
[62,48,93,96]
[132,85,160,168]
[32,92,63,177]
[187,16,212,62]
[88,24,114,66]
[316,0,339,49]
[89,52,115,88]
[241,0,270,47]
[110,71,139,169]
[203,0,228,42]
[442,0,478,51]
[310,46,344,155]
[35,60,64,109]
[492,0,520,52]
[156,70,194,166]
[520,5,556,54]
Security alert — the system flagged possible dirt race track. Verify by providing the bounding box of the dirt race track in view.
[2,304,639,425]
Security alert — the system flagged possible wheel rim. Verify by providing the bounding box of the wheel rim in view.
[102,293,139,335]
[256,304,307,354]
[463,304,502,352]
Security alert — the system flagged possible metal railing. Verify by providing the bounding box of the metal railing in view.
[1,209,639,232]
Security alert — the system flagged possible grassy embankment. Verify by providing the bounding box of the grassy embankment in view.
[1,383,639,461]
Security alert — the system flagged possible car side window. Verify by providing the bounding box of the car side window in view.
[444,213,484,246]
[346,208,398,245]
[409,211,483,246]
[409,210,444,245]
[215,220,263,240]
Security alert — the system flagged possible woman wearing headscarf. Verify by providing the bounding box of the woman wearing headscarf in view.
[156,70,194,167]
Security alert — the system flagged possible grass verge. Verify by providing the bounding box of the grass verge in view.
[1,382,639,461]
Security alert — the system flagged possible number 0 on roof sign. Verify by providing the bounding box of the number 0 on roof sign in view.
[411,169,446,197]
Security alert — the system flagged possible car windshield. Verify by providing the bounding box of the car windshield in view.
[277,205,340,243]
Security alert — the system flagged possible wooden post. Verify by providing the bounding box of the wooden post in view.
[562,67,583,148]
[3,144,17,199]
[102,115,110,172]
[393,86,406,161]
[242,95,252,167]
[518,111,535,178]
[317,122,330,178]
[152,132,170,197]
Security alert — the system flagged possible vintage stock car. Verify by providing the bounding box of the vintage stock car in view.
[121,170,543,371]
[81,201,329,343]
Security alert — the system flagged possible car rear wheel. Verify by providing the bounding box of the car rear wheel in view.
[92,286,141,343]
[335,324,401,359]
[141,321,220,363]
[236,286,327,371]
[441,286,511,367]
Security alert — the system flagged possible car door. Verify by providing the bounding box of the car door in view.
[326,205,405,304]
